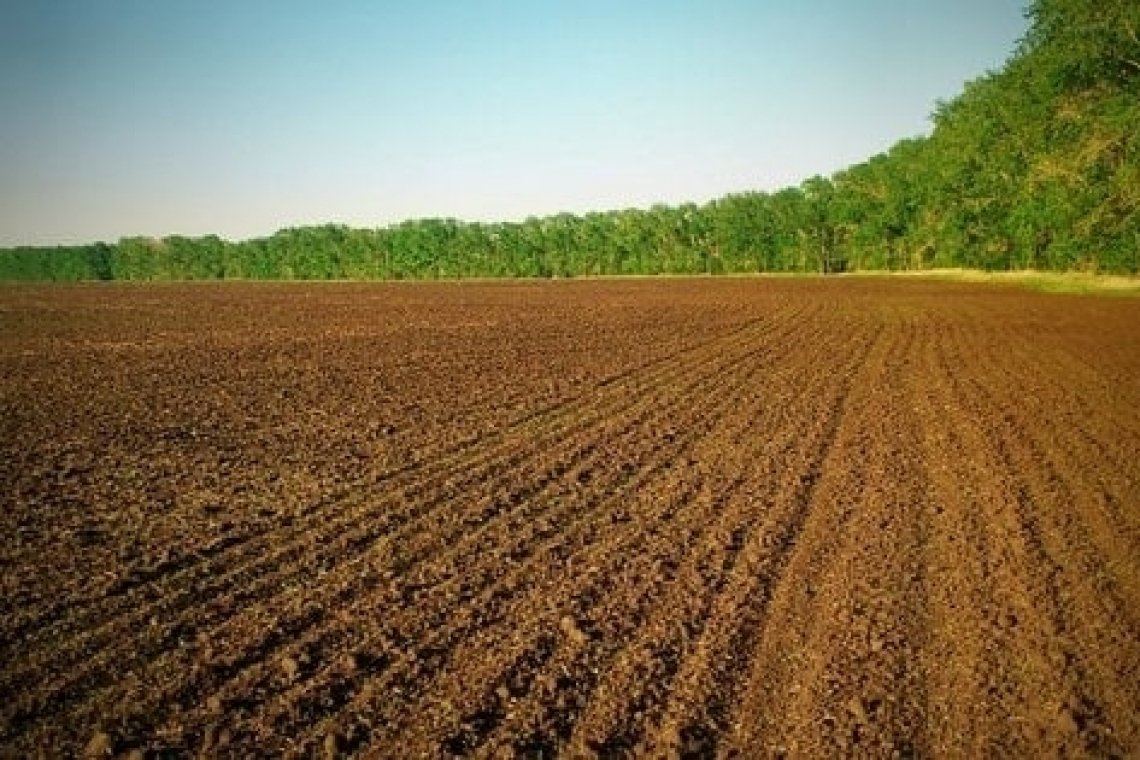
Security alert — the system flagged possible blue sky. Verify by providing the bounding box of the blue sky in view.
[0,1,1028,245]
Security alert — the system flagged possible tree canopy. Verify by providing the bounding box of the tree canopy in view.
[3,0,1136,281]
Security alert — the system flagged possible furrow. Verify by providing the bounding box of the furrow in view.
[458,358,814,755]
[720,316,922,757]
[564,319,876,758]
[975,320,1140,599]
[2,312,780,657]
[946,321,1140,754]
[766,314,931,758]
[269,310,783,756]
[911,316,1048,756]
[0,311,792,736]
[261,395,745,753]
[4,309,803,754]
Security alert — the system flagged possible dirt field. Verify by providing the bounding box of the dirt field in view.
[2,278,1139,758]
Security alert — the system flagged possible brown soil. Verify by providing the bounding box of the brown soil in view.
[1,278,1138,758]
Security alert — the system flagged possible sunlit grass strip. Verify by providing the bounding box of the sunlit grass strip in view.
[852,268,1140,296]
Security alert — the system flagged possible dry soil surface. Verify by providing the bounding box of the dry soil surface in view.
[1,279,1139,758]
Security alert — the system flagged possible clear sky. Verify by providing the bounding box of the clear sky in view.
[0,0,1029,246]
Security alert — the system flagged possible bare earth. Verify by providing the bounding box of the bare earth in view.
[1,279,1138,758]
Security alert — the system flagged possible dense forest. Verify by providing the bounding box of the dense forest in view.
[2,0,1136,280]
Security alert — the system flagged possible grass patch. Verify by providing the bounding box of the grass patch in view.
[850,268,1140,296]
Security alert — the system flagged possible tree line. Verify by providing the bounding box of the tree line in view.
[2,0,1136,281]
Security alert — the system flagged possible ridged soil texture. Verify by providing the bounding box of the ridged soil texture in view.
[1,279,1138,758]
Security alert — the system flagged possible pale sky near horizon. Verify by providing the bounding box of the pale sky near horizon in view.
[1,1,1029,246]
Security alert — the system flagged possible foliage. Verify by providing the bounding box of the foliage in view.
[2,0,1136,280]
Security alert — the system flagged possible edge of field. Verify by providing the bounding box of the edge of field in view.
[2,269,1137,296]
[845,268,1140,296]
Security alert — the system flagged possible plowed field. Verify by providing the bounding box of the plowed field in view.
[2,279,1139,758]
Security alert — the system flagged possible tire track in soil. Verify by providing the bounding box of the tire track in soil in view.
[1,302,814,754]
